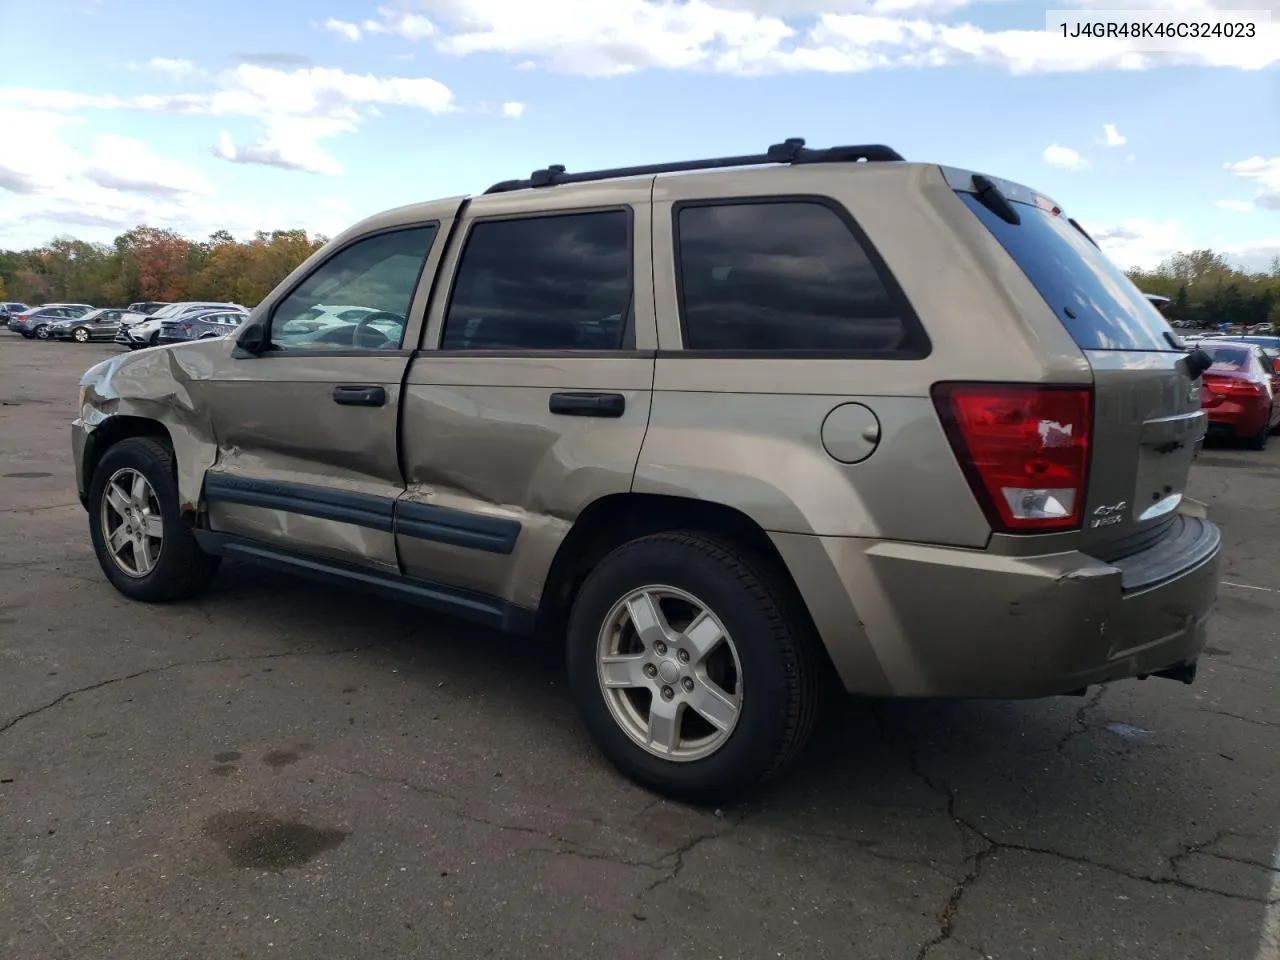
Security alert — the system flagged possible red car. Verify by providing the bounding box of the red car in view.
[1199,341,1280,449]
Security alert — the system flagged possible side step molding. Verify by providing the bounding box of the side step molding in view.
[193,531,538,635]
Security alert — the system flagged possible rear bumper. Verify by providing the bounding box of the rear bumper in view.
[1204,400,1269,437]
[772,510,1221,698]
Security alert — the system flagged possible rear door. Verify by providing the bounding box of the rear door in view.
[954,181,1203,555]
[396,179,656,612]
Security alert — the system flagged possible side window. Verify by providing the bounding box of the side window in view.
[441,210,632,351]
[675,200,919,354]
[270,225,437,352]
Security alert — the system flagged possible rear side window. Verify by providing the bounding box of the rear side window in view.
[958,192,1177,352]
[442,210,632,351]
[674,200,921,354]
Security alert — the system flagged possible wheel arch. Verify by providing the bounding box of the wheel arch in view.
[80,417,173,509]
[537,492,837,678]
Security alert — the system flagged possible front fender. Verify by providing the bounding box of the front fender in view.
[77,346,221,512]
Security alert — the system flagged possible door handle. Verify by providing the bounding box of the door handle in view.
[549,392,626,418]
[333,385,387,407]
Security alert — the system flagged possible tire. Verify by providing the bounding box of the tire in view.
[87,436,220,602]
[72,326,91,343]
[566,532,822,805]
[33,325,50,340]
[1245,419,1270,450]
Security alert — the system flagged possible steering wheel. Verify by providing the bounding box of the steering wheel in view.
[351,311,406,350]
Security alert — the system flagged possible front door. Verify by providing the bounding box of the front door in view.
[395,181,657,611]
[196,201,460,574]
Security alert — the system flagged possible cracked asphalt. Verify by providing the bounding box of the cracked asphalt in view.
[2,338,1278,960]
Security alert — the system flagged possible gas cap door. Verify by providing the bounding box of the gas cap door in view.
[820,402,881,464]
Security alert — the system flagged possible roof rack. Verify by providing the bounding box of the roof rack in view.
[481,138,905,195]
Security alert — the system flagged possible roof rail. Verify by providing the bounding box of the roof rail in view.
[481,138,905,195]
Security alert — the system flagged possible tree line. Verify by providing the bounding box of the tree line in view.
[1,229,1277,330]
[0,227,327,309]
[1127,250,1280,329]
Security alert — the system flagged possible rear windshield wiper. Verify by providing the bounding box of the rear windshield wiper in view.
[971,175,1021,225]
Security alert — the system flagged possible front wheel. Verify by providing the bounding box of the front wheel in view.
[72,326,91,343]
[566,532,822,805]
[87,437,220,602]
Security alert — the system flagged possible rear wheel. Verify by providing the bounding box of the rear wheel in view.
[1246,418,1270,450]
[33,324,50,340]
[88,437,220,602]
[72,326,91,343]
[566,532,821,804]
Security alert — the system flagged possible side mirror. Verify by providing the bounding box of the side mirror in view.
[233,319,267,358]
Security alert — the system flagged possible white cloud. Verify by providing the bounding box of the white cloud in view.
[1222,239,1280,274]
[1092,217,1194,270]
[1043,143,1089,171]
[1102,123,1126,147]
[0,64,456,180]
[1225,156,1280,211]
[340,0,1279,76]
[84,134,212,196]
[322,18,363,41]
[213,118,355,176]
[1216,199,1254,213]
[501,100,525,118]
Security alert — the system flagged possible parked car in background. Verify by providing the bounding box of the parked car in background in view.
[126,301,171,315]
[9,304,94,338]
[46,307,130,343]
[72,140,1223,802]
[1198,340,1280,448]
[116,301,246,348]
[0,302,30,328]
[155,308,248,344]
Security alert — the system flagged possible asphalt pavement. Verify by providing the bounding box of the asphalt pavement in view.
[1,337,1277,960]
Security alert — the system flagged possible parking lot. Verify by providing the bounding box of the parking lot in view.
[1,338,1277,960]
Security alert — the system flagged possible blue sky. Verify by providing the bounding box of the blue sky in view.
[1,0,1277,270]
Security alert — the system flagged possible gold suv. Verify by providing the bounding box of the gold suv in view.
[73,139,1222,802]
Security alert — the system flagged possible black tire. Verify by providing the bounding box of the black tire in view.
[33,325,50,340]
[87,436,220,602]
[566,532,822,805]
[1245,420,1270,450]
[72,327,91,343]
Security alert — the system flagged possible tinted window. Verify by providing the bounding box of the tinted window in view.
[958,192,1177,352]
[441,210,632,351]
[675,200,914,353]
[271,226,437,351]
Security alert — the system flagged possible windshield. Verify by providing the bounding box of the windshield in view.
[149,303,185,318]
[957,192,1177,352]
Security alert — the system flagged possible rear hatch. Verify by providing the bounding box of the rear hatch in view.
[952,177,1204,558]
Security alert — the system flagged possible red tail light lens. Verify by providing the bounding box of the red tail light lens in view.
[1202,375,1265,399]
[933,383,1093,533]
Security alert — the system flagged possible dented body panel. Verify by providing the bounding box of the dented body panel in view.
[73,160,1220,701]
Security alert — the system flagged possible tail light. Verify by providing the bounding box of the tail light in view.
[932,383,1093,533]
[178,323,192,334]
[1203,375,1264,398]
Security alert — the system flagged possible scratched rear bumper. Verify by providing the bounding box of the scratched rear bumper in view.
[773,511,1221,698]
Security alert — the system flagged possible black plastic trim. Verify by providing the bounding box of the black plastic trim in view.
[394,501,521,555]
[202,474,522,554]
[1106,514,1221,593]
[483,138,905,194]
[192,531,536,633]
[669,194,932,360]
[203,474,395,532]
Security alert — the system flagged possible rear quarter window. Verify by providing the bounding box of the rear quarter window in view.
[674,199,925,355]
[958,192,1177,352]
